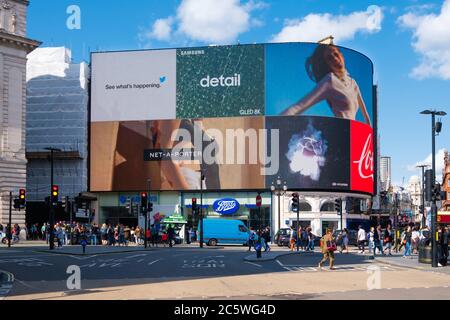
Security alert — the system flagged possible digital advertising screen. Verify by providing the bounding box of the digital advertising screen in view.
[90,42,376,195]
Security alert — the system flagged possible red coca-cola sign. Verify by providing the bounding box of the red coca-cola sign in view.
[351,121,374,194]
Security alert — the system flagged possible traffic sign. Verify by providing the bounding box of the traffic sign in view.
[256,194,262,207]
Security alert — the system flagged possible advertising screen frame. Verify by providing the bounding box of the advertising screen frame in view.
[88,42,377,197]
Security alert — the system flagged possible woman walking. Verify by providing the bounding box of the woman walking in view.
[319,229,337,270]
[340,228,349,254]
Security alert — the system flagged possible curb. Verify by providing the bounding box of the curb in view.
[244,251,314,262]
[373,257,429,271]
[244,251,378,263]
[0,270,14,300]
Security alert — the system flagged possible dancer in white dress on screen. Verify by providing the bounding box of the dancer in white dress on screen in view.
[281,44,371,126]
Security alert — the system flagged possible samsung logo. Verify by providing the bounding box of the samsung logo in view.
[213,198,240,215]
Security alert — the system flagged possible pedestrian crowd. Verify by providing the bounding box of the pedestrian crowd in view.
[288,226,316,252]
[18,221,180,248]
[248,226,272,252]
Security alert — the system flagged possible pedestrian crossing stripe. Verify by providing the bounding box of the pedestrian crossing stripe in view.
[282,265,403,272]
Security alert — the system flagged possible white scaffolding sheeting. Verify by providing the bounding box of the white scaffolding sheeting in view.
[26,47,90,201]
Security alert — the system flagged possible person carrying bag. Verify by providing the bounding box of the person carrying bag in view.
[319,228,336,270]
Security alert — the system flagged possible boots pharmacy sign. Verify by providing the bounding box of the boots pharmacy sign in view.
[213,198,240,215]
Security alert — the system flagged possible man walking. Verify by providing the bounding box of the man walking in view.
[167,225,175,248]
[248,227,255,251]
[357,225,366,254]
[438,226,449,267]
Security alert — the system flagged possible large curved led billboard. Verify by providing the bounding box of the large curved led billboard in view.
[91,42,375,195]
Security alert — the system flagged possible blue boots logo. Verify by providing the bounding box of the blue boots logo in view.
[213,198,240,215]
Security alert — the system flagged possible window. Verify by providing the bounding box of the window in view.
[320,202,335,212]
[447,180,450,187]
[239,225,247,233]
[299,202,312,211]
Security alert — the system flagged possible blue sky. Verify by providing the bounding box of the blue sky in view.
[27,0,450,186]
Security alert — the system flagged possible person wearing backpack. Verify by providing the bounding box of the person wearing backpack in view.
[318,228,336,270]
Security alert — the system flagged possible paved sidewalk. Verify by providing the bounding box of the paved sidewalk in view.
[373,253,442,271]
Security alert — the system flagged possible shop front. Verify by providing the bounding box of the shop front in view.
[95,191,180,227]
[182,192,272,237]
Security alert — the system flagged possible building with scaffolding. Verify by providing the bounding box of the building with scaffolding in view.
[25,47,89,224]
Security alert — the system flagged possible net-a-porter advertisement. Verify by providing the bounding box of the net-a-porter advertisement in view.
[90,42,375,195]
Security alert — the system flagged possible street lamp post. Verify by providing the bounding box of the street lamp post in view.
[416,164,430,228]
[146,179,151,249]
[45,147,62,250]
[199,171,205,248]
[420,109,446,268]
[270,177,287,237]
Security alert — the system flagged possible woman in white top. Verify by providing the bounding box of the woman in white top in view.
[281,44,371,126]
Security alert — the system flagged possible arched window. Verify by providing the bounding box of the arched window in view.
[320,202,335,212]
[299,202,312,212]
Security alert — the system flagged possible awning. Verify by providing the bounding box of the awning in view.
[438,212,450,224]
[161,215,187,224]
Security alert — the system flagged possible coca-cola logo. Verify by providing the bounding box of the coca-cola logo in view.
[353,133,374,180]
[213,198,240,215]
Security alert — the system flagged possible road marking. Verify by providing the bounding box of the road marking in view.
[68,255,98,260]
[148,259,162,266]
[125,254,147,260]
[244,261,262,268]
[182,259,225,268]
[80,262,97,268]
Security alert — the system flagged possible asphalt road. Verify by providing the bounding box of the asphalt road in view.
[0,245,449,300]
[0,246,283,297]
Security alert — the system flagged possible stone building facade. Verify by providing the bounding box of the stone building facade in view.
[0,0,40,226]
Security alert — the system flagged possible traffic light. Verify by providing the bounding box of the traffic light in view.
[51,185,59,205]
[291,193,299,212]
[192,198,197,215]
[19,189,26,207]
[425,169,433,202]
[432,184,442,201]
[419,205,424,214]
[148,201,153,213]
[140,192,148,214]
[13,199,20,210]
[335,199,342,214]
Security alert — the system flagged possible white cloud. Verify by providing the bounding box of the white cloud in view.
[407,148,448,182]
[398,0,450,80]
[177,0,249,43]
[149,17,174,41]
[271,5,383,44]
[142,0,266,45]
